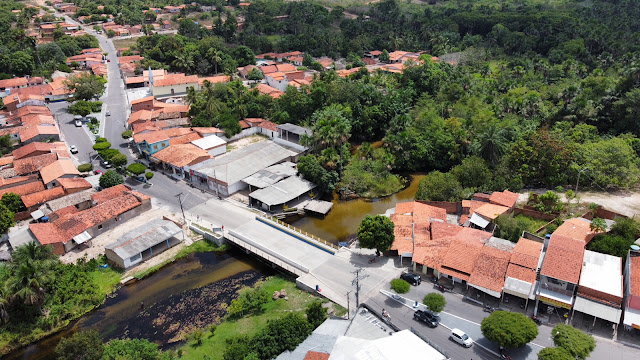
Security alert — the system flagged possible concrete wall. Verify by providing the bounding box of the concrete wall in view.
[152,83,198,98]
[416,200,460,214]
[131,99,154,112]
[513,207,557,221]
[207,145,226,157]
[86,201,152,238]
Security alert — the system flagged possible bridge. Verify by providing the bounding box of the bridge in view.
[186,199,401,308]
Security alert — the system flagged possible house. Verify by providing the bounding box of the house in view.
[39,159,81,188]
[315,58,334,70]
[29,187,151,255]
[133,130,170,156]
[192,127,224,138]
[105,219,182,269]
[57,177,92,194]
[0,181,45,197]
[66,54,103,68]
[503,238,544,308]
[265,72,288,92]
[13,153,58,176]
[274,123,312,151]
[238,65,257,79]
[12,142,68,160]
[0,77,28,92]
[255,83,284,99]
[468,203,510,231]
[467,242,513,298]
[257,120,278,138]
[191,136,227,156]
[21,186,66,211]
[624,250,640,331]
[3,94,46,112]
[151,144,211,179]
[190,141,297,196]
[130,96,155,112]
[151,73,199,98]
[198,75,230,85]
[0,175,39,190]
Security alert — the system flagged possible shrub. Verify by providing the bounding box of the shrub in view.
[95,137,107,143]
[306,301,328,329]
[145,172,154,180]
[121,130,133,139]
[423,293,446,313]
[78,163,93,172]
[127,163,147,175]
[99,170,123,188]
[481,311,538,349]
[92,142,111,150]
[111,153,128,167]
[390,278,410,294]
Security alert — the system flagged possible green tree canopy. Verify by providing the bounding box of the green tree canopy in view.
[357,215,395,253]
[481,311,539,349]
[306,301,328,329]
[55,330,104,360]
[423,293,446,313]
[1,193,25,213]
[99,170,124,188]
[538,347,575,360]
[415,171,462,202]
[111,153,128,168]
[65,73,106,101]
[127,163,147,175]
[551,324,596,359]
[297,154,338,196]
[0,204,15,234]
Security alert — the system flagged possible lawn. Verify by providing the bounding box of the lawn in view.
[112,37,139,50]
[176,276,325,360]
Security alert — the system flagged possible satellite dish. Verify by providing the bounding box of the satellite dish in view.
[631,245,640,251]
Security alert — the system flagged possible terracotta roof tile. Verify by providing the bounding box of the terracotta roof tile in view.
[0,181,45,197]
[13,153,58,175]
[198,75,230,85]
[21,187,66,208]
[12,142,60,160]
[276,63,297,73]
[489,190,520,208]
[152,144,210,168]
[474,203,510,220]
[133,130,169,144]
[51,205,79,218]
[0,156,13,166]
[395,201,447,222]
[430,222,463,240]
[630,256,640,297]
[303,351,330,360]
[469,246,511,293]
[0,175,38,188]
[540,235,585,284]
[0,77,28,88]
[92,184,129,204]
[510,238,543,269]
[414,237,454,269]
[260,65,277,74]
[169,132,202,145]
[255,84,284,99]
[506,263,537,284]
[153,73,198,87]
[192,127,224,135]
[130,96,154,105]
[441,239,483,276]
[39,159,80,185]
[57,177,92,190]
[258,120,278,131]
[553,218,597,244]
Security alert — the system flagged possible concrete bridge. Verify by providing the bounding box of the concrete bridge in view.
[186,199,402,308]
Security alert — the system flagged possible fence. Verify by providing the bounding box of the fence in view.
[513,207,557,221]
[256,214,337,254]
[189,224,225,246]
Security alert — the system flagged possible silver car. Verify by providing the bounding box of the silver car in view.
[450,328,473,347]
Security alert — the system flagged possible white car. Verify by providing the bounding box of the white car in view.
[450,328,473,347]
[69,145,78,154]
[75,120,82,127]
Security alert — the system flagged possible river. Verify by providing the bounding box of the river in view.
[289,174,424,242]
[5,248,272,360]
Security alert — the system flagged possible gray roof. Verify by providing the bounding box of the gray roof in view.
[38,188,97,214]
[8,226,36,250]
[276,318,349,360]
[106,219,181,260]
[242,162,298,189]
[191,141,297,186]
[249,176,315,207]
[276,123,312,136]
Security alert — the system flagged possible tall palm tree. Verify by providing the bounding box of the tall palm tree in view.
[207,48,222,74]
[172,53,194,73]
[0,282,9,324]
[8,261,47,308]
[475,122,509,167]
[11,242,54,264]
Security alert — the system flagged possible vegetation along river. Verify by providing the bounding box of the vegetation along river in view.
[289,174,425,243]
[6,248,273,360]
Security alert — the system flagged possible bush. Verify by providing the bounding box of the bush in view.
[95,137,108,143]
[99,170,123,188]
[92,142,111,150]
[306,301,328,329]
[390,278,410,294]
[111,153,128,167]
[423,293,446,313]
[127,163,147,175]
[78,163,93,172]
[145,172,154,180]
[227,288,269,319]
[121,130,133,139]
[481,311,538,349]
[99,149,119,161]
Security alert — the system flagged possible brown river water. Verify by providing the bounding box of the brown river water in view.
[6,174,423,359]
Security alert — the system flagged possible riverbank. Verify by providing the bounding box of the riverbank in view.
[175,276,346,359]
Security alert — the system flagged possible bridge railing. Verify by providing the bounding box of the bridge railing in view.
[227,230,309,276]
[256,214,338,254]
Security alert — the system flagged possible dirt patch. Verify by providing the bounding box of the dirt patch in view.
[518,189,640,218]
[226,135,267,152]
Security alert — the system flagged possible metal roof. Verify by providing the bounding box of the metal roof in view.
[249,176,315,206]
[191,141,297,185]
[191,135,226,150]
[106,219,181,260]
[276,123,312,136]
[242,162,298,189]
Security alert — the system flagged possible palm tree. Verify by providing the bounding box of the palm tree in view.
[8,261,47,308]
[475,122,509,167]
[11,242,54,264]
[172,53,194,73]
[207,48,222,74]
[0,282,9,324]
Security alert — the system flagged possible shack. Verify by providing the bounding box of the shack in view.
[105,219,182,269]
[249,176,315,211]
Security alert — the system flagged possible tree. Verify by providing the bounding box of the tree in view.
[65,73,106,101]
[475,122,509,167]
[208,48,222,74]
[127,163,147,175]
[93,142,111,150]
[78,163,93,172]
[415,171,462,202]
[10,51,35,76]
[55,330,104,360]
[297,155,338,196]
[390,278,410,293]
[538,347,575,360]
[111,153,128,167]
[1,193,25,213]
[423,293,446,313]
[551,324,596,359]
[357,215,395,254]
[310,104,352,150]
[121,130,133,139]
[0,204,15,234]
[577,137,640,188]
[145,172,154,180]
[481,311,539,349]
[99,170,123,188]
[590,217,607,232]
[306,301,327,329]
[379,49,390,63]
[247,67,263,82]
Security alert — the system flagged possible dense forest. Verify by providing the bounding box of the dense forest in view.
[119,0,640,197]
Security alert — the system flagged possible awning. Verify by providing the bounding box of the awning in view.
[574,296,622,324]
[73,231,92,244]
[469,283,502,298]
[538,287,573,310]
[504,277,535,300]
[30,210,45,220]
[623,307,640,328]
[470,213,490,229]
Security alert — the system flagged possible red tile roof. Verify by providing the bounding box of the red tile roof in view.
[468,246,511,293]
[133,130,170,144]
[441,239,483,277]
[304,351,330,360]
[506,263,537,284]
[489,190,520,208]
[153,73,198,87]
[0,181,45,197]
[12,142,59,160]
[13,153,58,175]
[169,132,202,145]
[0,156,13,166]
[540,235,585,284]
[473,203,510,220]
[192,127,224,135]
[631,256,640,297]
[198,75,230,85]
[57,177,92,190]
[91,184,129,204]
[276,63,297,73]
[258,120,278,131]
[130,96,154,105]
[395,201,447,222]
[430,222,463,240]
[21,186,66,208]
[255,84,284,99]
[0,175,38,188]
[553,218,597,244]
[0,77,28,88]
[510,238,543,269]
[39,159,80,185]
[152,144,210,168]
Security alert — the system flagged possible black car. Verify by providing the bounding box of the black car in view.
[401,272,421,286]
[414,310,439,328]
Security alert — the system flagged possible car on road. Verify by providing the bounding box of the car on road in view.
[401,272,421,286]
[102,161,112,168]
[69,145,78,154]
[95,170,103,175]
[450,328,473,347]
[75,120,82,127]
[106,111,110,116]
[413,310,439,328]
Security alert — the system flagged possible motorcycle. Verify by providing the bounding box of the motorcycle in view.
[435,284,446,292]
[369,257,376,263]
[530,315,542,325]
[483,305,495,313]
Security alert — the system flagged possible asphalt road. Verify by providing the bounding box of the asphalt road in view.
[49,101,94,164]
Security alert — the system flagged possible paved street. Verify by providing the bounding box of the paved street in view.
[49,101,94,164]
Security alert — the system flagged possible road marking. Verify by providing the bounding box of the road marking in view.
[441,311,482,326]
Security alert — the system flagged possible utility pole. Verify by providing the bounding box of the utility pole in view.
[175,192,186,225]
[351,268,369,309]
[346,291,351,319]
[575,168,588,194]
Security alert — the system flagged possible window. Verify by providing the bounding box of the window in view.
[153,145,158,149]
[98,225,103,230]
[566,283,575,292]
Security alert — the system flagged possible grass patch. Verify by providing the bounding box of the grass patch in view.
[112,37,139,49]
[177,276,323,360]
[133,240,227,280]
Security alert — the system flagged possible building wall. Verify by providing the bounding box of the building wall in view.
[578,286,623,307]
[207,144,226,157]
[266,76,288,92]
[86,201,152,238]
[258,127,277,139]
[152,83,198,98]
[131,99,154,112]
[144,139,170,155]
[539,275,576,296]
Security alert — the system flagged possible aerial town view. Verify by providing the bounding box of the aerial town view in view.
[1,0,640,359]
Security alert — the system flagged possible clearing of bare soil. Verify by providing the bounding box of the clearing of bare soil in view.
[518,189,640,218]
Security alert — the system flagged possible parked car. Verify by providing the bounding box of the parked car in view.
[75,120,82,127]
[106,111,110,116]
[413,310,439,328]
[95,170,103,175]
[450,328,473,347]
[69,145,78,154]
[102,161,112,168]
[401,272,421,286]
